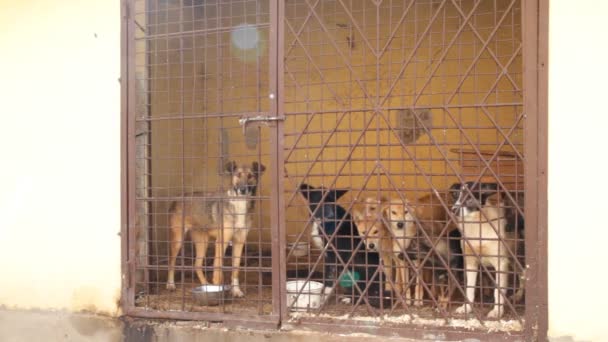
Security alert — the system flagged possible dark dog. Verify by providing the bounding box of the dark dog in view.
[298,183,384,306]
[402,228,463,309]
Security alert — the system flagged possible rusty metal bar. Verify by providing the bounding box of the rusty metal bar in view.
[522,0,548,338]
[120,0,131,311]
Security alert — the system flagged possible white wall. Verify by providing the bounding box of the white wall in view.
[548,1,608,341]
[0,0,121,314]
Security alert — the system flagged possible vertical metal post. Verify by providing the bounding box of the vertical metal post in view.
[269,0,287,321]
[523,0,549,339]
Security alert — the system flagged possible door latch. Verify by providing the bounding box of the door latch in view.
[238,115,285,134]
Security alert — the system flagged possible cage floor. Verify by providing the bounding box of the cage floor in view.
[136,252,524,321]
[135,282,523,323]
[135,282,274,315]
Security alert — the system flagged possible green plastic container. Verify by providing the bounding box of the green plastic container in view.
[339,270,360,288]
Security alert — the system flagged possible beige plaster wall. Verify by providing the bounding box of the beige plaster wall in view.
[0,0,121,314]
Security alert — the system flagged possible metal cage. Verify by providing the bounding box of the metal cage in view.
[121,0,547,339]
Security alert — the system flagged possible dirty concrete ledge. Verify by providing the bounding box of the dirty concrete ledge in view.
[0,309,421,342]
[4,309,577,341]
[123,317,423,342]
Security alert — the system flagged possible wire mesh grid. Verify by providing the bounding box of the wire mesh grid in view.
[282,0,525,331]
[132,0,276,317]
[126,0,531,336]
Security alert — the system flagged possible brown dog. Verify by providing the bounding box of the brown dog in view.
[382,198,422,305]
[166,161,265,297]
[353,198,406,295]
[385,191,461,308]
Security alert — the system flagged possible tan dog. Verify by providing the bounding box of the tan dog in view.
[353,198,405,294]
[382,198,421,305]
[384,191,461,308]
[166,161,265,298]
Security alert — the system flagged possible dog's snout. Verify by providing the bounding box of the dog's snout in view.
[396,222,404,229]
[397,252,405,261]
[235,185,250,195]
[368,242,376,250]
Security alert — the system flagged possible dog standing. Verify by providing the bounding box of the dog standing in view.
[298,184,384,306]
[400,192,462,309]
[380,198,420,304]
[451,182,524,318]
[166,161,265,298]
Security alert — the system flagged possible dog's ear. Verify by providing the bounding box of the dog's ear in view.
[298,183,317,203]
[449,183,462,192]
[352,209,364,222]
[299,183,315,191]
[448,182,462,197]
[363,197,381,217]
[224,161,238,174]
[381,204,390,219]
[331,189,349,201]
[484,192,503,207]
[251,161,266,175]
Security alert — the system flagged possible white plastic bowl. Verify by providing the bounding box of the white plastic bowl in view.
[286,280,325,311]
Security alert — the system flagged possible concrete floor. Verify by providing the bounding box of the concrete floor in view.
[0,309,421,342]
[1,309,581,341]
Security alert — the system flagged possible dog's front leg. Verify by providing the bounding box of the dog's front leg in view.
[487,258,509,318]
[383,255,394,292]
[512,267,526,302]
[230,237,246,298]
[212,232,232,286]
[394,259,410,306]
[191,230,209,285]
[167,223,185,291]
[455,255,479,314]
[324,248,338,288]
[413,260,423,306]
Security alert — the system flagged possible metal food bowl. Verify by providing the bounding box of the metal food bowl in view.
[288,241,309,257]
[191,285,230,306]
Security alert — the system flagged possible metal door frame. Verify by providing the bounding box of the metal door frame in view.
[120,0,283,329]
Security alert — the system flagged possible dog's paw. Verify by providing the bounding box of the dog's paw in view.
[486,307,504,319]
[413,299,423,307]
[340,296,352,304]
[437,296,449,311]
[166,282,176,291]
[231,286,245,298]
[454,304,471,314]
[511,289,525,303]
